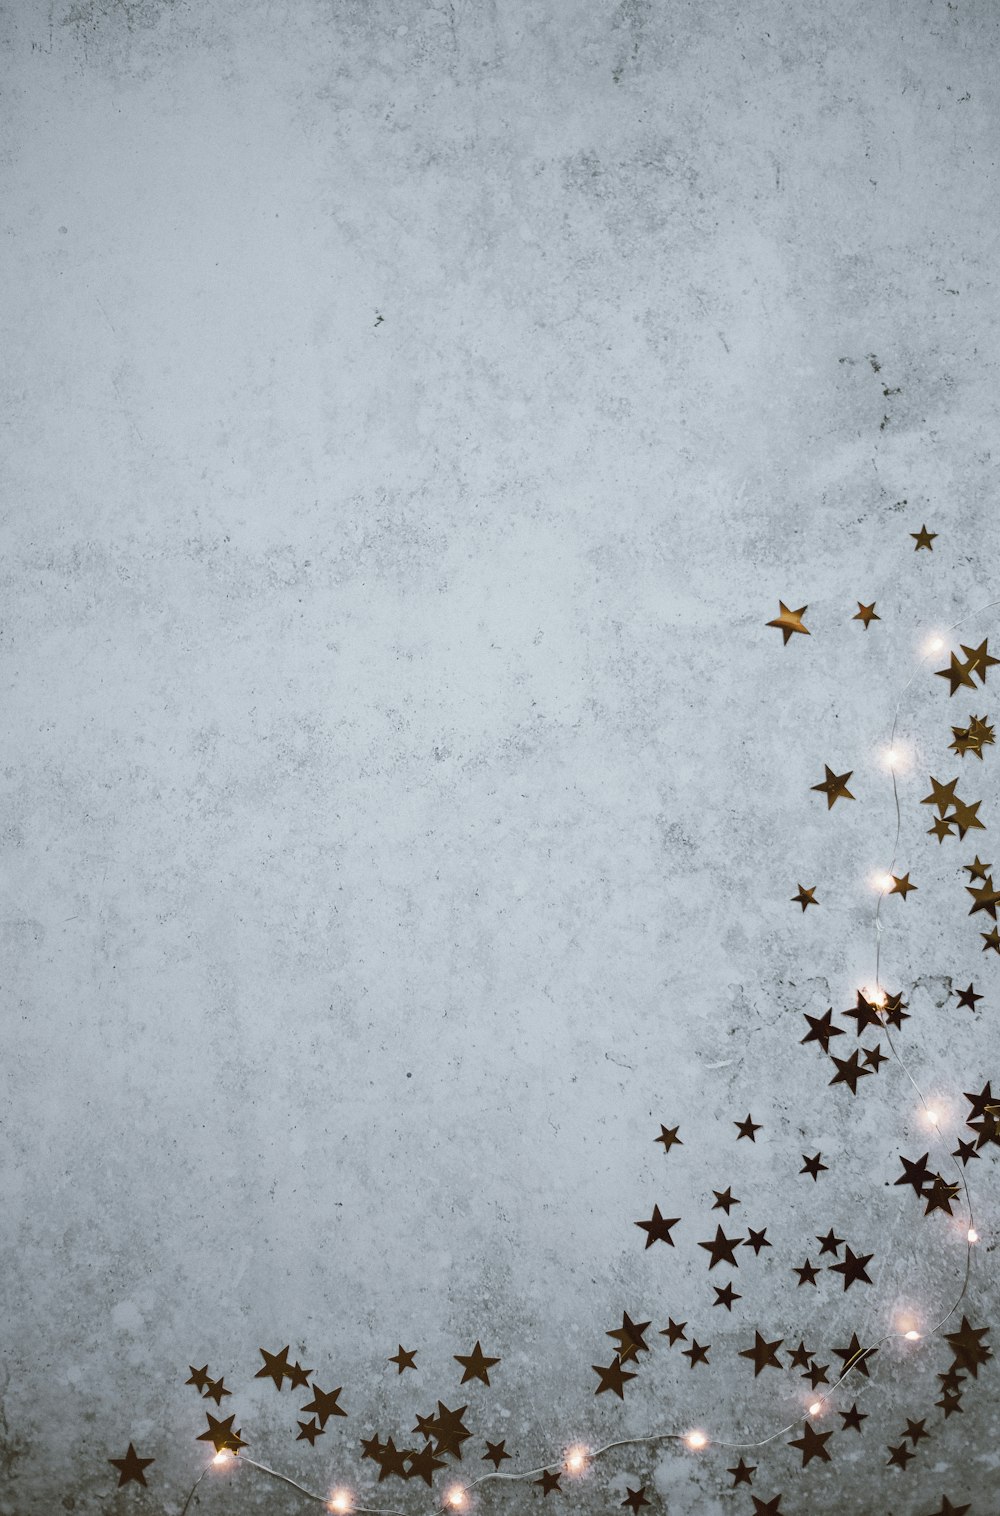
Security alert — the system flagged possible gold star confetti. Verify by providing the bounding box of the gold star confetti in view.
[621,1488,649,1511]
[734,1113,762,1140]
[454,1341,500,1386]
[888,872,918,899]
[788,1423,833,1467]
[828,1244,874,1289]
[728,1458,756,1487]
[791,883,818,910]
[197,1413,247,1454]
[680,1337,710,1367]
[766,601,810,643]
[301,1384,347,1425]
[739,1331,784,1375]
[951,714,996,758]
[592,1356,637,1398]
[965,875,1000,919]
[108,1444,154,1487]
[698,1225,744,1269]
[482,1441,511,1469]
[389,1345,417,1373]
[961,638,1000,683]
[635,1205,680,1248]
[185,1365,210,1393]
[964,854,992,880]
[934,653,978,695]
[911,524,937,550]
[535,1470,562,1495]
[606,1313,652,1364]
[811,764,855,808]
[943,1317,992,1378]
[953,983,983,1011]
[853,601,880,627]
[255,1346,293,1390]
[654,1123,682,1153]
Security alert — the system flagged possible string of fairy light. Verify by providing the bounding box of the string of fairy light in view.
[172,606,995,1515]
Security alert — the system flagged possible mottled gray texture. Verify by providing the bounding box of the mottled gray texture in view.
[1,1,999,1512]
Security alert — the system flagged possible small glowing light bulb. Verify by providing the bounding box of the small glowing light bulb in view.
[926,1109,940,1126]
[328,1491,353,1514]
[564,1445,589,1475]
[808,1401,822,1416]
[875,872,895,891]
[904,1329,921,1341]
[685,1430,708,1450]
[927,636,945,653]
[212,1450,232,1466]
[444,1485,469,1510]
[968,1227,979,1243]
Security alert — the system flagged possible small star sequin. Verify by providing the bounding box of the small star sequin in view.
[197,1413,247,1454]
[743,1226,771,1254]
[953,983,983,1011]
[766,602,810,643]
[255,1346,293,1390]
[454,1341,500,1386]
[839,1403,867,1433]
[816,1229,844,1255]
[296,1419,323,1445]
[811,765,855,808]
[788,1423,833,1467]
[635,1206,680,1248]
[829,1049,873,1095]
[681,1337,711,1368]
[801,1008,844,1053]
[888,872,918,899]
[739,1331,784,1376]
[791,884,818,910]
[483,1441,511,1469]
[728,1457,756,1487]
[109,1444,155,1487]
[606,1313,651,1364]
[853,601,880,627]
[793,1258,819,1286]
[734,1113,762,1141]
[301,1384,347,1426]
[621,1488,649,1511]
[800,1152,828,1180]
[887,1441,915,1469]
[698,1225,744,1269]
[713,1282,741,1311]
[389,1345,417,1373]
[592,1357,637,1398]
[910,524,937,550]
[659,1318,687,1346]
[712,1186,740,1213]
[828,1245,874,1290]
[654,1123,682,1153]
[535,1470,562,1495]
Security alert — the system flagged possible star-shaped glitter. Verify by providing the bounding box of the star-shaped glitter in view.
[287,1360,312,1390]
[607,1313,652,1363]
[635,1205,679,1248]
[788,1423,833,1467]
[109,1444,155,1487]
[830,1334,878,1382]
[966,877,1000,918]
[829,1049,873,1095]
[766,602,810,643]
[793,1259,819,1286]
[659,1318,687,1346]
[887,1441,914,1469]
[185,1365,210,1394]
[713,1282,742,1310]
[981,925,1000,952]
[943,1317,992,1378]
[592,1357,637,1398]
[964,855,992,880]
[735,1113,762,1140]
[787,1341,813,1370]
[407,1444,448,1485]
[739,1331,784,1376]
[301,1384,347,1426]
[534,1470,562,1495]
[961,638,1000,683]
[804,1362,829,1389]
[888,872,917,899]
[791,884,818,910]
[925,1499,971,1516]
[843,990,884,1034]
[811,764,855,808]
[728,1458,756,1487]
[922,775,961,813]
[863,1044,888,1071]
[951,797,986,838]
[197,1413,247,1454]
[929,815,956,841]
[454,1341,500,1386]
[936,1389,964,1418]
[698,1225,744,1269]
[924,1175,961,1215]
[654,1123,682,1153]
[904,1418,931,1446]
[801,1008,844,1053]
[839,1403,867,1432]
[255,1345,294,1390]
[896,1151,934,1194]
[297,1419,323,1445]
[952,1138,979,1165]
[204,1376,231,1406]
[935,654,977,696]
[483,1441,511,1469]
[853,602,880,627]
[389,1345,417,1373]
[816,1229,844,1256]
[911,524,937,550]
[374,1438,411,1481]
[712,1186,740,1213]
[750,1495,784,1514]
[744,1226,771,1254]
[621,1488,649,1511]
[800,1152,828,1180]
[681,1338,710,1368]
[828,1245,874,1290]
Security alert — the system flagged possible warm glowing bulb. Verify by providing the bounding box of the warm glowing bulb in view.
[875,872,895,891]
[809,1401,822,1416]
[926,1109,940,1125]
[328,1492,353,1514]
[968,1227,979,1243]
[564,1445,589,1475]
[926,636,945,653]
[883,745,907,770]
[685,1430,708,1450]
[212,1451,232,1466]
[904,1329,921,1341]
[444,1486,469,1510]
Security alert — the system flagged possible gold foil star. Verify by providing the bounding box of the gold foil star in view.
[791,884,818,910]
[911,524,937,550]
[109,1444,154,1487]
[389,1345,417,1374]
[454,1341,500,1386]
[853,602,880,627]
[197,1413,247,1454]
[766,601,810,644]
[888,872,917,899]
[811,765,855,808]
[961,639,1000,683]
[592,1356,637,1398]
[935,654,978,695]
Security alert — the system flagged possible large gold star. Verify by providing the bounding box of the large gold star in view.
[888,872,917,899]
[766,601,810,644]
[788,1423,833,1467]
[454,1341,500,1386]
[301,1384,347,1425]
[811,765,855,808]
[853,601,880,627]
[966,876,1000,919]
[935,654,977,695]
[197,1413,247,1454]
[109,1444,155,1487]
[592,1356,637,1398]
[943,1317,992,1378]
[607,1313,652,1363]
[828,1245,874,1290]
[255,1346,293,1390]
[635,1205,680,1247]
[739,1331,784,1376]
[698,1225,744,1269]
[921,775,960,813]
[911,524,937,550]
[961,639,1000,683]
[963,853,991,879]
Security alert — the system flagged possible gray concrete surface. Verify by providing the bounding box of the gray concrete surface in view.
[1,1,998,1512]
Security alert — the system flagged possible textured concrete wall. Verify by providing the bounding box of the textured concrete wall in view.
[1,1,998,1513]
